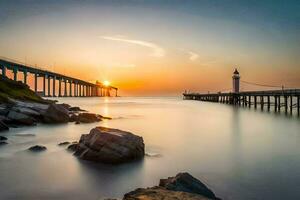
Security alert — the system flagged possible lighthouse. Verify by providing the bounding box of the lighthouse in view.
[232,69,240,93]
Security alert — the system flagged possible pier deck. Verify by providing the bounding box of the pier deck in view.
[183,89,300,115]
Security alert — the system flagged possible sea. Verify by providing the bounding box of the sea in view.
[0,97,299,200]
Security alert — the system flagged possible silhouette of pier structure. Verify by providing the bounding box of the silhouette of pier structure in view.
[183,69,300,115]
[0,58,118,97]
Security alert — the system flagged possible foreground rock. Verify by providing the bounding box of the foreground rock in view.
[107,173,220,200]
[124,187,213,200]
[28,145,47,152]
[42,104,69,123]
[72,127,145,164]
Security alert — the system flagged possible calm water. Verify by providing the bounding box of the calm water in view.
[0,97,299,200]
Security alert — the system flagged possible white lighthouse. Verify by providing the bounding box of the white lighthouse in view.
[232,69,240,93]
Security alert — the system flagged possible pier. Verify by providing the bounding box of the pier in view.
[0,58,118,97]
[183,69,300,115]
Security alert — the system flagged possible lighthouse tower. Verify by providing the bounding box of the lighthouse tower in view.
[232,69,240,93]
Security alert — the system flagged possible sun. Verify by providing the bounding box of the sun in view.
[103,80,110,86]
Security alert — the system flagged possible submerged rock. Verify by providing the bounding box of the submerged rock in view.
[58,141,70,146]
[0,136,7,140]
[42,104,69,123]
[73,127,145,164]
[0,141,8,145]
[76,113,102,123]
[28,145,47,152]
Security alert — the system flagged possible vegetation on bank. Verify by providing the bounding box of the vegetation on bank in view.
[0,75,49,104]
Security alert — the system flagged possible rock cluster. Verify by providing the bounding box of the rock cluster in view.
[0,99,110,132]
[69,127,145,164]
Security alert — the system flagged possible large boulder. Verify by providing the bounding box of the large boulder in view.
[7,110,36,125]
[73,127,145,164]
[42,104,69,123]
[159,173,218,199]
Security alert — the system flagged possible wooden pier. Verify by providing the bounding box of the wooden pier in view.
[183,89,300,115]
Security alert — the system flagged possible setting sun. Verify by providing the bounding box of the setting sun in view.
[103,80,110,86]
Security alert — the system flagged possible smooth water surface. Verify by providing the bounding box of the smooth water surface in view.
[0,97,299,200]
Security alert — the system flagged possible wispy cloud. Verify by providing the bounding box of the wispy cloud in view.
[188,51,199,61]
[100,36,165,57]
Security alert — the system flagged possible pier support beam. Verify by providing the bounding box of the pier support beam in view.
[53,76,56,97]
[43,75,46,97]
[64,80,67,96]
[278,96,281,112]
[58,78,62,97]
[13,67,17,81]
[23,71,27,84]
[290,96,293,114]
[267,96,270,111]
[34,73,38,93]
[69,81,72,97]
[48,76,51,97]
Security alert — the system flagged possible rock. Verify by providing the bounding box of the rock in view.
[102,116,112,120]
[159,173,218,199]
[58,141,70,146]
[0,136,7,140]
[0,105,9,116]
[0,120,9,131]
[67,143,79,151]
[11,106,41,118]
[74,127,145,164]
[124,187,213,200]
[76,113,102,123]
[75,121,80,124]
[69,106,85,112]
[7,110,36,125]
[42,104,69,123]
[28,145,47,152]
[120,173,220,200]
[69,114,78,122]
[60,103,71,110]
[0,141,8,145]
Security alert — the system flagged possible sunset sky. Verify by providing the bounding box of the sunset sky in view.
[0,0,299,96]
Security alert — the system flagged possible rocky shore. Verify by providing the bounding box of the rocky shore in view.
[0,75,110,132]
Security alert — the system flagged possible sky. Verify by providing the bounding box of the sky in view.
[0,0,299,96]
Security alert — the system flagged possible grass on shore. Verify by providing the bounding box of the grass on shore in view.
[0,75,49,104]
